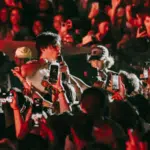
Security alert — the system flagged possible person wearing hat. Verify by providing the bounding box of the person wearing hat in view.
[88,45,140,97]
[14,46,32,67]
[87,45,145,134]
[10,46,33,91]
[87,45,127,101]
[87,45,114,83]
[88,45,141,98]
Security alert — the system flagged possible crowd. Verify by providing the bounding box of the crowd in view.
[0,0,150,150]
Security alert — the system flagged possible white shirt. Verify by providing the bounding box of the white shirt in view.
[26,67,49,93]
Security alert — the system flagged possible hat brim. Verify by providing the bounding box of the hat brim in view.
[88,55,100,62]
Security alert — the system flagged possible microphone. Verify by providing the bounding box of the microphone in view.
[56,55,64,65]
[56,55,67,82]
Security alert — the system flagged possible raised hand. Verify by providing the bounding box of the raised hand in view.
[12,67,32,91]
[11,67,22,79]
[88,2,99,19]
[126,5,132,13]
[126,129,148,150]
[112,75,126,101]
[107,75,126,101]
[112,0,121,8]
[136,27,147,38]
[82,34,92,45]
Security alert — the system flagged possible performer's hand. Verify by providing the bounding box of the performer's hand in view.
[60,63,70,75]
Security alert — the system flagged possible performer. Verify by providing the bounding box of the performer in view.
[12,32,85,112]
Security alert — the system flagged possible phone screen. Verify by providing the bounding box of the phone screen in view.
[49,64,59,84]
[32,98,43,114]
[143,69,148,79]
[112,75,119,90]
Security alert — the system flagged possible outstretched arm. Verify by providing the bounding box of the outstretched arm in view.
[10,90,31,139]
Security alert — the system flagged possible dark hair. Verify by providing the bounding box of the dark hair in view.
[80,87,108,115]
[18,133,48,150]
[35,31,61,57]
[119,71,140,95]
[128,94,150,122]
[83,142,112,150]
[93,12,110,32]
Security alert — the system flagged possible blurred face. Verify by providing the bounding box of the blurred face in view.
[58,5,64,13]
[0,8,8,23]
[33,20,43,36]
[40,45,61,61]
[116,7,125,18]
[14,57,27,66]
[98,21,109,35]
[10,9,21,25]
[63,34,74,44]
[39,0,49,11]
[144,16,150,32]
[53,15,63,32]
[90,60,104,70]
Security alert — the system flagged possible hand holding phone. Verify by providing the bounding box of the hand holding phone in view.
[49,63,59,84]
[112,74,119,90]
[111,75,126,101]
[136,25,147,38]
[139,25,146,33]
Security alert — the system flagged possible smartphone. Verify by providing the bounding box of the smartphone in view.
[139,25,146,33]
[32,98,43,127]
[143,68,148,79]
[112,75,119,90]
[32,98,43,114]
[49,63,59,84]
[56,55,63,63]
